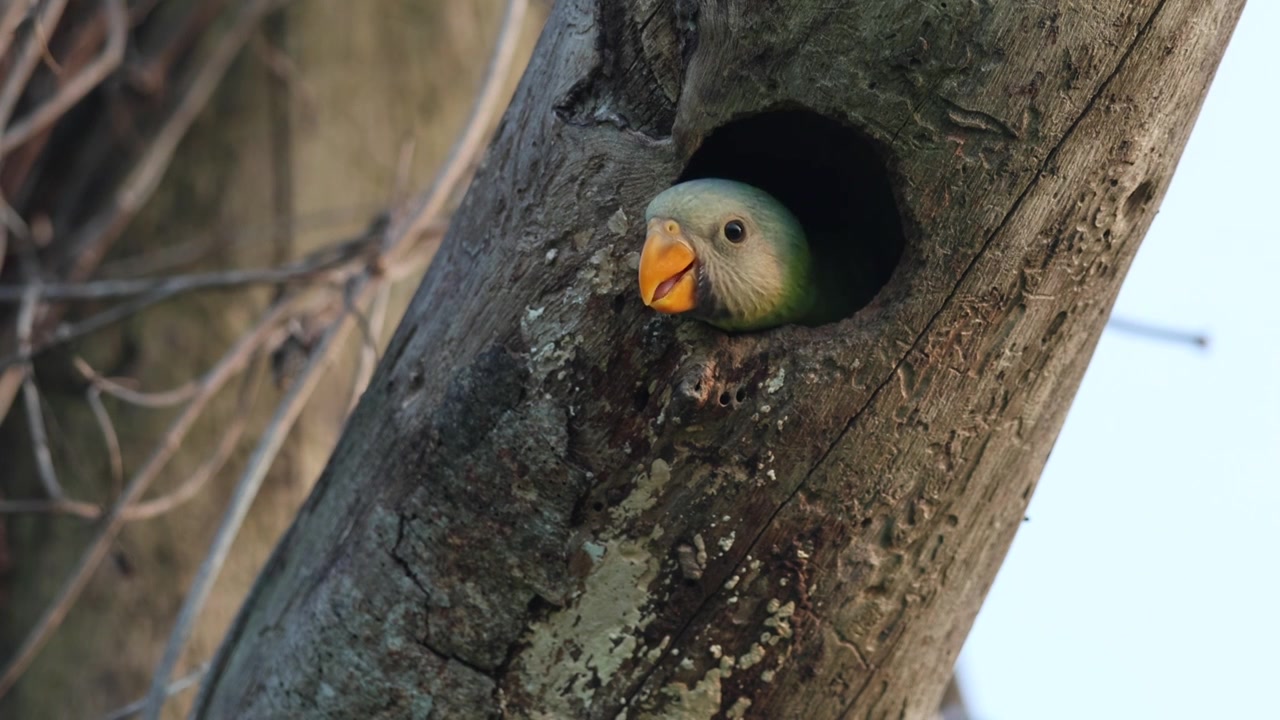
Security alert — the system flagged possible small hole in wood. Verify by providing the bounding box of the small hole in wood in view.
[1124,180,1156,217]
[735,387,747,403]
[678,108,905,325]
[718,391,732,407]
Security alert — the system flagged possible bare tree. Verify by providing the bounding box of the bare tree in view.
[174,0,1239,717]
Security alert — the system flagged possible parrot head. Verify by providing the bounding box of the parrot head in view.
[637,178,818,332]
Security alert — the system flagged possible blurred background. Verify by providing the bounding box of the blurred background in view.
[0,1,1269,718]
[0,2,546,717]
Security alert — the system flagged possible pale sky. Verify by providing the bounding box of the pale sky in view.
[959,3,1279,718]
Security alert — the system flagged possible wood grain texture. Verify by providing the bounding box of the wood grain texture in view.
[196,0,1243,717]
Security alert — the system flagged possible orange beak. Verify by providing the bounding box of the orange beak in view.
[638,218,697,314]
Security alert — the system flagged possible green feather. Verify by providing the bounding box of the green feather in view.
[644,178,837,332]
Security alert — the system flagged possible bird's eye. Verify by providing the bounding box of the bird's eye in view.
[723,220,746,243]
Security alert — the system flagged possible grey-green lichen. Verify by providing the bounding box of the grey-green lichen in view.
[610,459,673,522]
[513,459,680,716]
[514,532,662,716]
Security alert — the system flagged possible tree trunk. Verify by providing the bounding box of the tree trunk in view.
[196,1,1242,718]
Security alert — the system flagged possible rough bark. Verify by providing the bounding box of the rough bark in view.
[197,1,1242,718]
[0,2,528,717]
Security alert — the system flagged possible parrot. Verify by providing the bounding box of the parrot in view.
[637,178,844,332]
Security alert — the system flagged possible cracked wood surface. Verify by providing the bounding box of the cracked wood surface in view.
[195,1,1243,718]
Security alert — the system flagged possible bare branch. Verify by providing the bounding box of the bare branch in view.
[101,663,209,720]
[16,256,64,499]
[53,0,296,306]
[0,233,371,302]
[83,385,124,494]
[391,137,418,209]
[0,293,304,700]
[0,0,300,424]
[0,288,209,371]
[94,203,387,278]
[348,283,389,416]
[0,224,443,371]
[0,366,22,429]
[1107,316,1210,349]
[143,287,366,719]
[380,0,529,254]
[0,187,32,422]
[0,1,37,62]
[0,0,70,132]
[1,360,262,522]
[18,375,62,496]
[123,364,262,522]
[0,0,128,156]
[0,497,100,519]
[167,1,533,715]
[73,356,199,409]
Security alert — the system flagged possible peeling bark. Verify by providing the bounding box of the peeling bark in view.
[196,1,1243,718]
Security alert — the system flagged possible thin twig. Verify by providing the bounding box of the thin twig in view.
[54,0,294,305]
[101,663,209,720]
[143,280,370,720]
[0,293,303,700]
[0,367,21,430]
[19,376,62,496]
[74,356,198,409]
[0,195,27,444]
[94,203,388,278]
[348,282,389,415]
[391,137,417,210]
[343,138,408,412]
[123,362,262,521]
[0,0,70,132]
[181,2,531,714]
[0,195,26,281]
[84,385,124,496]
[0,0,298,421]
[16,253,64,499]
[261,8,294,268]
[1,360,264,522]
[1107,316,1210,349]
[1,287,216,372]
[0,0,128,156]
[0,1,36,62]
[30,2,61,74]
[382,0,528,254]
[114,0,290,214]
[385,233,445,282]
[0,497,100,518]
[0,236,369,302]
[0,225,413,372]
